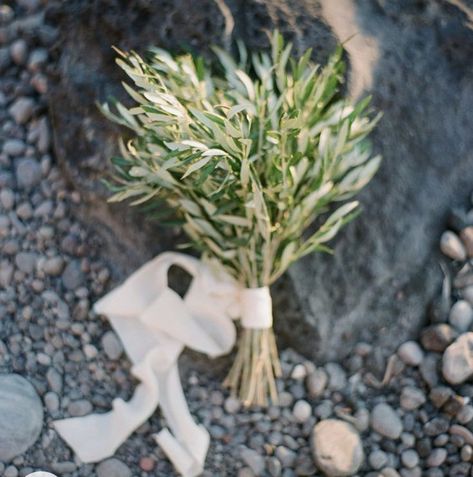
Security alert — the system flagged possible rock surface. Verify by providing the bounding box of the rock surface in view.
[312,419,364,476]
[0,374,43,461]
[45,0,473,360]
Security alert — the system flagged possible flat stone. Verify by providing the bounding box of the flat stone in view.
[312,419,364,476]
[96,458,131,477]
[2,139,25,157]
[0,374,43,461]
[442,332,473,385]
[8,97,34,125]
[370,403,403,439]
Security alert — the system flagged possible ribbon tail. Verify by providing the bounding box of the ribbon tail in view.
[53,349,162,463]
[154,364,209,477]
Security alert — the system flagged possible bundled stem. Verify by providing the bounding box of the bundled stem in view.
[223,327,281,407]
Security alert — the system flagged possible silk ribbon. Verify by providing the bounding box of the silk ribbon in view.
[53,252,273,477]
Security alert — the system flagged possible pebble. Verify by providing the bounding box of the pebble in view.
[292,400,311,423]
[0,188,14,209]
[424,417,450,436]
[101,330,123,360]
[312,419,364,476]
[397,341,424,366]
[68,399,92,417]
[46,367,63,393]
[441,231,467,261]
[460,226,473,257]
[400,386,426,411]
[461,444,473,462]
[62,259,84,290]
[224,396,241,414]
[430,386,453,408]
[139,456,155,471]
[43,256,65,276]
[0,374,43,461]
[4,465,18,477]
[368,449,388,469]
[426,448,447,467]
[370,403,403,439]
[420,324,456,352]
[401,449,419,469]
[15,252,36,274]
[241,447,265,476]
[96,458,132,477]
[44,391,59,413]
[306,368,328,398]
[325,362,347,391]
[442,332,473,384]
[8,97,35,125]
[15,158,42,189]
[449,300,473,332]
[457,405,473,424]
[3,139,25,157]
[10,39,27,65]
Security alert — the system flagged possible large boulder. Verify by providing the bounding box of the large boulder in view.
[45,0,473,361]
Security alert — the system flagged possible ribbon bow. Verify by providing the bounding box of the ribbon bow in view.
[54,252,272,477]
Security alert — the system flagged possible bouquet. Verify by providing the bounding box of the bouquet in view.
[101,32,381,407]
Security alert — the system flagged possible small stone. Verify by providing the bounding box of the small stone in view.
[10,39,27,65]
[15,158,41,189]
[62,260,84,290]
[424,417,450,436]
[426,448,447,467]
[449,300,473,332]
[371,403,403,439]
[46,367,63,393]
[421,324,456,352]
[442,332,473,384]
[2,139,25,157]
[0,262,13,287]
[401,449,419,469]
[224,396,241,414]
[0,189,14,210]
[312,419,364,476]
[139,456,155,472]
[96,458,131,477]
[354,408,370,432]
[267,457,282,477]
[450,425,473,446]
[460,227,473,258]
[43,256,64,276]
[4,465,18,477]
[400,386,426,411]
[292,400,311,423]
[241,447,265,476]
[381,469,401,477]
[15,252,36,274]
[457,405,473,424]
[419,353,440,388]
[9,97,34,125]
[275,446,296,467]
[429,386,454,408]
[44,391,59,413]
[37,117,50,153]
[0,374,43,461]
[461,444,473,462]
[441,231,467,261]
[306,368,328,398]
[325,362,347,391]
[368,450,388,470]
[68,399,92,417]
[101,330,123,360]
[27,48,48,72]
[291,364,307,380]
[416,437,432,458]
[397,341,424,366]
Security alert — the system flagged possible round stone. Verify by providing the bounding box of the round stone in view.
[426,448,447,467]
[397,341,424,366]
[101,330,123,360]
[0,374,43,461]
[442,332,473,384]
[96,458,131,477]
[449,300,473,332]
[400,386,426,411]
[312,419,364,476]
[368,449,388,470]
[292,400,312,423]
[401,449,419,468]
[440,231,466,261]
[15,158,41,189]
[370,403,403,439]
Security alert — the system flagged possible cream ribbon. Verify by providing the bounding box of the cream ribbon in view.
[53,252,273,477]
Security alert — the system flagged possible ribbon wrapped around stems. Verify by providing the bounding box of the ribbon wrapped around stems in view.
[53,252,273,477]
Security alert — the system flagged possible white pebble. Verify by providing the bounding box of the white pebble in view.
[293,400,312,423]
[449,300,473,332]
[440,231,466,261]
[397,341,424,366]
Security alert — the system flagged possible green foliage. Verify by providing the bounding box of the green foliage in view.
[103,32,381,287]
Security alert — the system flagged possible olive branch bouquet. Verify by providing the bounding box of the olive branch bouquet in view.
[101,32,381,406]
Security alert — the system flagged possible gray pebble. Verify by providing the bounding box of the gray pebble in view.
[457,405,473,424]
[292,400,311,423]
[0,189,15,210]
[267,457,282,477]
[306,368,328,398]
[224,396,241,414]
[382,468,401,477]
[241,447,265,475]
[461,444,473,461]
[10,39,27,65]
[397,341,424,366]
[43,256,65,276]
[449,300,473,332]
[62,260,84,290]
[2,139,25,157]
[9,98,35,125]
[4,465,18,477]
[46,367,62,393]
[426,448,447,467]
[96,458,131,477]
[371,403,403,439]
[15,158,42,189]
[400,386,426,411]
[101,330,123,360]
[68,399,92,417]
[15,252,36,274]
[325,362,347,391]
[44,391,59,412]
[401,449,419,469]
[369,449,388,469]
[440,231,466,261]
[275,446,296,467]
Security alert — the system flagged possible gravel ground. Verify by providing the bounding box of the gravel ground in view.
[2,2,473,477]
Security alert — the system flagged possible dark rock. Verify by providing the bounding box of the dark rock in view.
[424,417,450,437]
[421,324,456,353]
[46,0,473,360]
